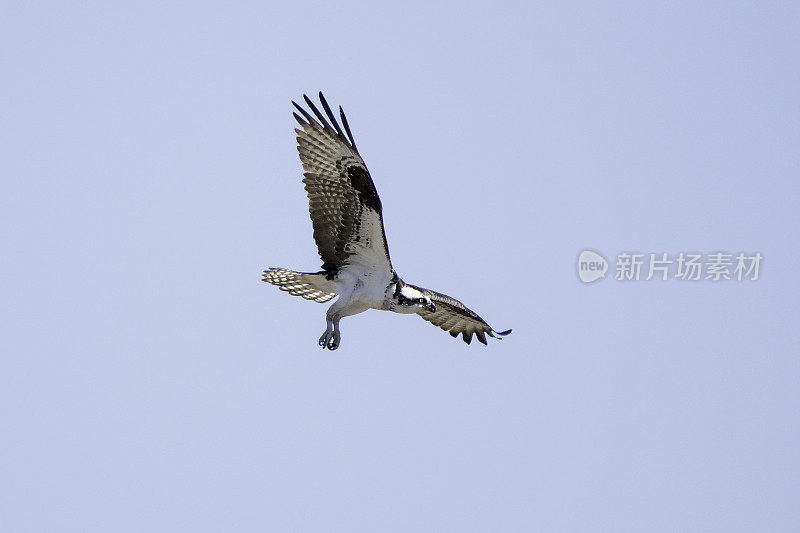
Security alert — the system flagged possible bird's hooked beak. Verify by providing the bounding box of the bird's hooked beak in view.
[423,301,436,313]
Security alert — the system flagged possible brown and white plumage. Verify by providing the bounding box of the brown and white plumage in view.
[262,268,336,303]
[262,92,510,349]
[409,285,512,345]
[292,94,391,274]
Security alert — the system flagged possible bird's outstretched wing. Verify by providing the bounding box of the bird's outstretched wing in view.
[292,92,392,274]
[410,285,512,345]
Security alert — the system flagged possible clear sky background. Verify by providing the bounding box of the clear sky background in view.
[2,1,798,531]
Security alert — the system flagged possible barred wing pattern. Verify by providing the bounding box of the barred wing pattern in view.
[262,268,336,303]
[292,93,391,273]
[411,285,512,345]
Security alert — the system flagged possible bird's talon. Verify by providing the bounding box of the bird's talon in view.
[319,332,331,348]
[327,331,340,350]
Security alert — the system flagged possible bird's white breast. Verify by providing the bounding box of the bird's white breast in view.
[338,262,392,309]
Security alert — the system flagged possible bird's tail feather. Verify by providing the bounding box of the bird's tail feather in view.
[262,268,337,303]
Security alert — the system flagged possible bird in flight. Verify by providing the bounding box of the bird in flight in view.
[263,92,511,350]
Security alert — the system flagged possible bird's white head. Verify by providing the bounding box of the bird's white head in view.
[394,284,436,314]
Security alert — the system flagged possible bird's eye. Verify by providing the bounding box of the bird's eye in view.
[419,298,425,303]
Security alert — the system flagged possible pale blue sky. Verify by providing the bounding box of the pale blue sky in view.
[1,1,799,531]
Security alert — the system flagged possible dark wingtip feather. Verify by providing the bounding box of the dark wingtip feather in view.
[476,331,487,345]
[449,331,459,338]
[339,105,358,151]
[303,93,334,133]
[497,329,512,336]
[462,332,472,344]
[292,100,314,125]
[317,92,345,140]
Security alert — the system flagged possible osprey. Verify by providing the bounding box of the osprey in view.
[263,92,511,350]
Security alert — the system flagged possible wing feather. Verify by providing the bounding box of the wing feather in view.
[410,285,512,345]
[292,92,391,272]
